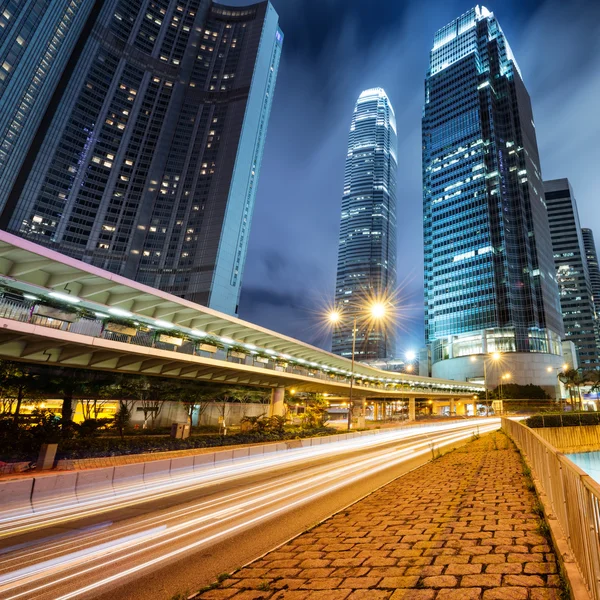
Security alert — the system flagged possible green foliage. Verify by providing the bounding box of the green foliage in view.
[52,426,337,460]
[240,415,285,434]
[113,401,131,439]
[525,411,600,428]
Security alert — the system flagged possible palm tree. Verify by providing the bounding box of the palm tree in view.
[558,369,586,412]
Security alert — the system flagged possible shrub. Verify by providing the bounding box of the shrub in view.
[525,412,600,428]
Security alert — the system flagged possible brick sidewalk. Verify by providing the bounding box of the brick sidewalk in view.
[196,432,563,600]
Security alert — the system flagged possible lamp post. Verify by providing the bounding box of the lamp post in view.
[328,301,389,430]
[470,352,501,416]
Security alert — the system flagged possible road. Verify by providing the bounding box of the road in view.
[0,418,500,600]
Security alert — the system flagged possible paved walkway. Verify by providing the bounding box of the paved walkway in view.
[196,432,563,600]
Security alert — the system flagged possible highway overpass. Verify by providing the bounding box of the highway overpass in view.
[0,231,483,415]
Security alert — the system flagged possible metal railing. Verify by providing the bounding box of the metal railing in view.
[502,418,600,600]
[0,295,473,395]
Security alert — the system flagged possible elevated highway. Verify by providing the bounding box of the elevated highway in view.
[0,231,483,411]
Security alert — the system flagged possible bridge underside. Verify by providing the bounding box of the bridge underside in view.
[0,320,475,401]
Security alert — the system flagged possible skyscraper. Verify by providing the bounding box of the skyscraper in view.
[0,0,99,205]
[545,179,599,368]
[422,6,565,388]
[0,0,282,315]
[332,88,397,360]
[582,228,600,321]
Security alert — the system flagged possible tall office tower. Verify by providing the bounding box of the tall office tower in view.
[0,1,282,315]
[332,88,397,360]
[0,0,99,206]
[544,180,600,368]
[422,6,565,390]
[582,228,600,320]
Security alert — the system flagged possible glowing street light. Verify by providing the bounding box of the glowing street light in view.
[326,300,390,430]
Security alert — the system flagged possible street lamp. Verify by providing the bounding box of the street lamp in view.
[470,352,502,415]
[327,301,389,430]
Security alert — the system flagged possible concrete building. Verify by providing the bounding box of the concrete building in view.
[0,0,282,316]
[332,88,398,360]
[545,179,600,368]
[422,6,565,392]
[582,228,600,321]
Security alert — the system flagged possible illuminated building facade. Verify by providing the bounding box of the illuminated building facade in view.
[545,179,600,368]
[582,228,600,322]
[422,6,565,387]
[333,88,397,360]
[0,0,99,209]
[0,0,282,315]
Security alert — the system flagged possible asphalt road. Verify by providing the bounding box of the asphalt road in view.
[0,418,500,600]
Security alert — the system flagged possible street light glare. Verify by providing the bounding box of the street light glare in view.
[405,350,416,361]
[491,352,501,361]
[370,302,386,319]
[562,363,568,370]
[328,310,341,323]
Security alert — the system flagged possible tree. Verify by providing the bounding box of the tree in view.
[120,376,174,428]
[558,369,585,411]
[113,401,131,439]
[0,361,42,426]
[177,383,221,429]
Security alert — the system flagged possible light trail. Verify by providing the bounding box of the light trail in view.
[1,419,491,537]
[0,419,499,600]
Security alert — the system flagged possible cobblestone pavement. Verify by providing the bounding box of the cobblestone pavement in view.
[194,432,564,600]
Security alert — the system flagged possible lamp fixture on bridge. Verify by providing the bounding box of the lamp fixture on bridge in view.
[49,291,81,304]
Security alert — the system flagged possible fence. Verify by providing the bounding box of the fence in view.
[502,418,600,600]
[0,295,471,397]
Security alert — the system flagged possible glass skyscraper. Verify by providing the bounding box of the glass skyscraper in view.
[0,0,99,207]
[582,228,600,323]
[545,179,599,368]
[0,0,282,316]
[422,6,565,386]
[332,88,397,360]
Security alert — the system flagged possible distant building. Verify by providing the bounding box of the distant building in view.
[545,179,600,368]
[332,88,398,361]
[582,228,600,321]
[422,6,565,391]
[0,0,282,315]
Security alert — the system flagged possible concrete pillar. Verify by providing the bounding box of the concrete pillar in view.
[268,387,285,417]
[408,398,416,421]
[455,400,466,416]
[472,400,477,417]
[449,398,455,416]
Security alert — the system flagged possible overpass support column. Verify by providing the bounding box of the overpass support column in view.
[268,387,286,417]
[355,397,366,429]
[449,398,455,416]
[408,398,416,421]
[472,398,477,417]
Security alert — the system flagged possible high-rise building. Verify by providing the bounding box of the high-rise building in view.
[582,228,600,321]
[332,88,397,360]
[544,179,599,368]
[0,0,282,315]
[422,6,565,389]
[0,0,100,205]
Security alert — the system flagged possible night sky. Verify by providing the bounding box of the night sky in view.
[233,0,600,357]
